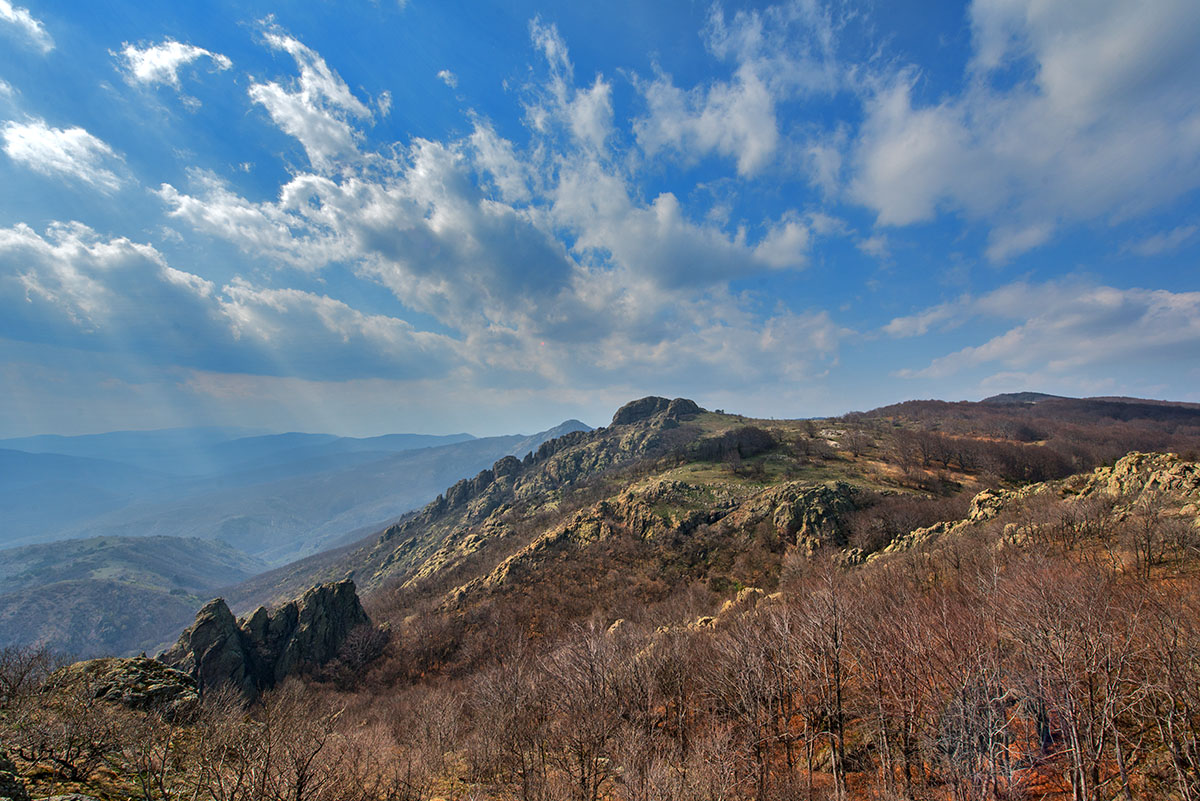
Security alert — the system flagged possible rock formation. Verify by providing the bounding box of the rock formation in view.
[46,656,198,720]
[159,579,370,698]
[611,396,702,426]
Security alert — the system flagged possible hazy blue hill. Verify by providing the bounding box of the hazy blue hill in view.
[0,449,175,548]
[0,427,262,475]
[0,427,496,554]
[211,431,477,466]
[0,420,592,655]
[17,420,592,567]
[0,580,208,658]
[0,535,266,594]
[0,535,267,657]
[0,427,478,479]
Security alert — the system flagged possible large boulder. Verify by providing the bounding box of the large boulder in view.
[160,579,371,698]
[45,657,198,720]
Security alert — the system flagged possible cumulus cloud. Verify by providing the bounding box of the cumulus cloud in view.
[633,2,838,176]
[888,281,1200,381]
[436,69,457,89]
[0,0,52,53]
[149,22,848,398]
[115,39,232,90]
[1,118,122,191]
[754,213,812,269]
[850,0,1200,260]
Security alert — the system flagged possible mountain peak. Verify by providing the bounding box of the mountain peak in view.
[980,391,1068,405]
[610,396,703,426]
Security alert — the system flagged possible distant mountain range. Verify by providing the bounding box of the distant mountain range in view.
[0,422,588,563]
[0,419,591,657]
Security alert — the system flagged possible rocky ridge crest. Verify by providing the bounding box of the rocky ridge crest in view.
[883,452,1200,555]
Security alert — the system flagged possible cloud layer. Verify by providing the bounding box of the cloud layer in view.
[1,1,1198,435]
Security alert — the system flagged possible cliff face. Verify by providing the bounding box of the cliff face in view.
[160,579,369,698]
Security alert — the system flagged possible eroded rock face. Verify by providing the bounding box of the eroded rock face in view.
[160,579,370,698]
[46,657,198,720]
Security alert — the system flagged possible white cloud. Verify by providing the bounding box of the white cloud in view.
[884,299,962,338]
[1127,224,1198,257]
[158,168,351,271]
[1,118,122,191]
[436,69,457,89]
[633,2,838,177]
[115,39,231,90]
[636,65,778,176]
[754,214,811,269]
[856,233,889,259]
[568,77,612,152]
[152,23,848,397]
[850,0,1200,260]
[0,221,461,380]
[248,27,372,171]
[0,0,52,53]
[890,281,1200,380]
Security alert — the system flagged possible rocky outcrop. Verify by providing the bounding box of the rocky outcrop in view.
[160,580,370,698]
[611,396,703,426]
[1073,452,1200,512]
[0,750,30,801]
[880,452,1200,557]
[46,657,198,720]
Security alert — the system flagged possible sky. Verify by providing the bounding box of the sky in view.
[0,0,1198,437]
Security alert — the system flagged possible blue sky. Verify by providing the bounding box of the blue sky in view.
[1,0,1198,437]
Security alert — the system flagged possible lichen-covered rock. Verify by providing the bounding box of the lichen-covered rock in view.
[160,580,370,698]
[718,587,764,617]
[1078,452,1200,503]
[46,657,198,720]
[773,482,861,549]
[968,488,1011,521]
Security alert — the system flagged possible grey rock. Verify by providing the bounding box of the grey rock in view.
[45,656,198,720]
[160,579,370,698]
[611,396,702,426]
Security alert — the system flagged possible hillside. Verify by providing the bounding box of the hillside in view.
[6,393,1200,801]
[0,536,267,657]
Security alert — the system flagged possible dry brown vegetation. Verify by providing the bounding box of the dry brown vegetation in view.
[4,396,1200,800]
